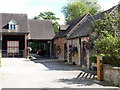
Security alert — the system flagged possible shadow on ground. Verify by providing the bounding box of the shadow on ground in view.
[57,76,115,87]
[31,59,81,71]
[56,71,115,87]
[56,70,115,87]
[31,59,115,87]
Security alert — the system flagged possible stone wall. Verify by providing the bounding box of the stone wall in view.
[103,65,120,86]
[67,37,92,67]
[67,38,81,66]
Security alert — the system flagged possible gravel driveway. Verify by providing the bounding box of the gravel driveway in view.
[0,58,118,89]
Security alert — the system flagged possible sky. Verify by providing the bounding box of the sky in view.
[0,0,119,24]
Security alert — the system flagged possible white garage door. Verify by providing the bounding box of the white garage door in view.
[7,41,19,55]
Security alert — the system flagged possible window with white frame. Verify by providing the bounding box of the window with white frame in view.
[8,19,17,30]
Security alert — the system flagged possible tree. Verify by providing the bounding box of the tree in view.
[34,11,60,33]
[95,35,120,66]
[91,12,120,41]
[61,0,101,23]
[90,12,120,66]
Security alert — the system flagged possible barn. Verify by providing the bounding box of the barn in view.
[0,13,55,58]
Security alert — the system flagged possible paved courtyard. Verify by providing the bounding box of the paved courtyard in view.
[0,58,118,88]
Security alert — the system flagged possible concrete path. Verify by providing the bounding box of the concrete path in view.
[0,58,119,88]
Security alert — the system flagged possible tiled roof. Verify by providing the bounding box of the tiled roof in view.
[59,25,69,31]
[68,5,118,39]
[28,19,55,40]
[53,25,69,39]
[63,14,88,37]
[0,13,28,33]
[53,14,88,39]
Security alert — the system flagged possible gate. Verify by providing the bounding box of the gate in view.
[7,41,19,56]
[2,41,24,57]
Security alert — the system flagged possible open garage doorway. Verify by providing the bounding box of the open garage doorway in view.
[29,40,53,59]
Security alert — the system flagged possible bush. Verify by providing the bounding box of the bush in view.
[90,55,97,63]
[95,35,120,67]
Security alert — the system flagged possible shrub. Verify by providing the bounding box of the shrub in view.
[95,35,120,66]
[90,55,97,63]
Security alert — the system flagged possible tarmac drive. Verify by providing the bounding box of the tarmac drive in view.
[0,58,119,88]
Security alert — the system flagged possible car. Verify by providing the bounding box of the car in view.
[37,50,46,56]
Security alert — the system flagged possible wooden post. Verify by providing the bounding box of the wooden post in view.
[0,34,2,65]
[50,41,52,58]
[24,34,27,58]
[86,50,90,69]
[0,53,1,66]
[97,55,103,81]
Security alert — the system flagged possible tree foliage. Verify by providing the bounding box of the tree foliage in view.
[91,12,120,66]
[92,12,120,40]
[34,11,60,33]
[61,0,101,23]
[95,35,120,66]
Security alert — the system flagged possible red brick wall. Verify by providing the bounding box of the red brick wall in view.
[54,37,67,60]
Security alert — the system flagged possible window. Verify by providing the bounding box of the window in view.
[8,19,17,30]
[10,24,16,30]
[13,24,16,29]
[10,24,13,29]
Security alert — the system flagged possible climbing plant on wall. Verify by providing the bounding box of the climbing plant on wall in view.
[91,12,120,66]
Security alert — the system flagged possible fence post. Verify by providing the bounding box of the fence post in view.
[97,55,103,81]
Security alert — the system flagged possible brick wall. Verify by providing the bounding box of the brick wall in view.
[54,37,67,60]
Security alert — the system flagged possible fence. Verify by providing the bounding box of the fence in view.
[2,50,24,58]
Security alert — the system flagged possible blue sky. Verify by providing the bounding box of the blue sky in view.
[0,0,119,24]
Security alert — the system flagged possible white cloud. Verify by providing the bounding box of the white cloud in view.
[0,0,26,13]
[26,5,65,24]
[25,0,66,3]
[0,0,65,24]
[56,13,65,25]
[2,0,119,25]
[98,0,119,10]
[26,6,54,18]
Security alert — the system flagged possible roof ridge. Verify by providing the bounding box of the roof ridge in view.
[109,4,119,14]
[67,5,119,39]
[1,13,27,15]
[29,19,52,22]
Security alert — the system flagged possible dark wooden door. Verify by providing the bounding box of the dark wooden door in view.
[82,41,87,66]
[64,43,67,60]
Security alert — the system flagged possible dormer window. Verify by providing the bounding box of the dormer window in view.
[8,19,17,30]
[10,24,16,29]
